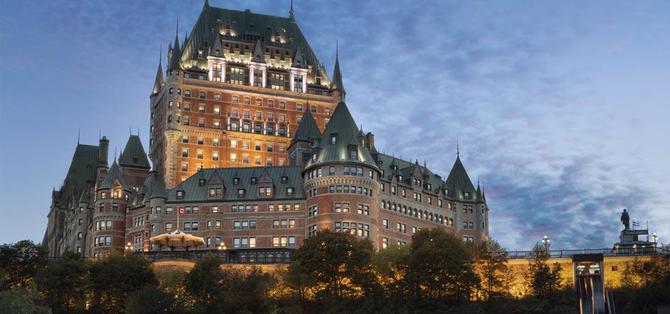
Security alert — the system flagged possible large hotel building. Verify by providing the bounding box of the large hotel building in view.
[43,2,489,259]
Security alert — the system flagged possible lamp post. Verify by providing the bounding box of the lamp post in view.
[542,235,551,252]
[125,242,134,255]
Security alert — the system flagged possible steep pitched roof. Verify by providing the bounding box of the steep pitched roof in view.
[376,153,444,194]
[152,57,164,95]
[169,31,181,71]
[57,144,99,205]
[182,5,327,80]
[305,101,377,170]
[168,166,304,201]
[78,184,93,204]
[290,106,320,147]
[118,135,150,169]
[330,52,345,97]
[445,156,476,199]
[99,161,129,190]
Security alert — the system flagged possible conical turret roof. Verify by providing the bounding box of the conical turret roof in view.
[252,40,265,63]
[290,106,320,147]
[152,56,164,95]
[330,52,345,97]
[169,30,181,71]
[305,101,377,170]
[99,161,128,190]
[445,156,476,199]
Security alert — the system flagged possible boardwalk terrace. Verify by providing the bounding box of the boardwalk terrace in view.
[44,2,490,259]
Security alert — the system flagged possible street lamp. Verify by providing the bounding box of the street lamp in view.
[652,233,658,243]
[125,242,134,254]
[542,235,550,246]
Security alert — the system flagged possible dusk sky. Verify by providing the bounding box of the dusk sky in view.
[0,0,668,250]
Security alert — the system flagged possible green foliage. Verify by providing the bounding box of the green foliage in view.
[526,242,563,299]
[187,254,276,313]
[125,284,176,314]
[36,251,89,313]
[404,228,480,304]
[0,285,50,314]
[0,240,46,290]
[286,230,377,301]
[88,253,157,313]
[474,239,510,301]
[619,254,670,313]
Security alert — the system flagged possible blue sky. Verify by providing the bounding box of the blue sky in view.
[0,0,668,250]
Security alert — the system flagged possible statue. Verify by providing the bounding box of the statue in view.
[620,209,630,230]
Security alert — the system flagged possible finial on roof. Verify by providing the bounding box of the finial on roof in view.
[204,0,209,8]
[77,128,80,144]
[456,138,460,158]
[114,147,117,161]
[289,0,295,20]
[330,40,346,100]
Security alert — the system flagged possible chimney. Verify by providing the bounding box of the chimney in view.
[365,132,375,151]
[99,136,109,167]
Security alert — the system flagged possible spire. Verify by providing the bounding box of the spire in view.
[169,20,181,72]
[203,0,209,8]
[330,41,345,99]
[456,138,460,159]
[446,156,476,199]
[289,0,295,21]
[252,40,265,63]
[152,47,164,95]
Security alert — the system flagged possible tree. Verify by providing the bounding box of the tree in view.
[186,254,226,312]
[526,242,562,298]
[285,231,377,303]
[620,254,670,313]
[89,253,157,313]
[474,239,510,301]
[371,244,411,311]
[0,285,50,314]
[186,255,276,313]
[35,251,89,313]
[0,240,47,290]
[404,228,480,305]
[125,284,176,314]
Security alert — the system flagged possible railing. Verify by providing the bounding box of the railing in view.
[507,246,663,259]
[135,248,295,264]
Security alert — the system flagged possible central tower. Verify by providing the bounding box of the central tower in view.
[149,2,344,188]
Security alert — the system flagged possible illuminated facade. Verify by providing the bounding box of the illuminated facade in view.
[44,2,489,258]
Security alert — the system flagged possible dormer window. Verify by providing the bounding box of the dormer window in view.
[198,179,206,186]
[281,176,288,183]
[286,187,294,196]
[398,175,403,182]
[208,187,222,198]
[233,178,240,185]
[464,192,471,199]
[348,146,357,160]
[237,189,246,198]
[427,183,432,190]
[251,177,257,184]
[331,134,337,145]
[176,190,185,199]
[259,186,272,197]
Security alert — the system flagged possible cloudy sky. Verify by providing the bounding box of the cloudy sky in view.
[0,0,668,250]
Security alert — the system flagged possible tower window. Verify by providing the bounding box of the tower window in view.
[331,134,337,144]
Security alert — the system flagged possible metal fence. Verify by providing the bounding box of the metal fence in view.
[507,246,663,259]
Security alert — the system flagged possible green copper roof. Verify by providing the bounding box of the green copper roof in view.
[99,161,129,190]
[290,106,320,147]
[182,5,328,80]
[140,171,167,202]
[376,153,445,194]
[445,156,476,199]
[119,135,150,169]
[168,166,304,202]
[305,101,377,170]
[57,144,99,206]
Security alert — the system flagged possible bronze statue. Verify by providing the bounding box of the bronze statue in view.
[620,209,630,230]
